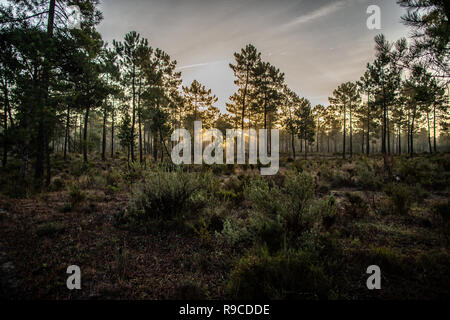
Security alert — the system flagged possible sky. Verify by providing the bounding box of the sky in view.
[97,0,411,112]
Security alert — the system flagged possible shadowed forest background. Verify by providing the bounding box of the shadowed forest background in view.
[0,0,449,300]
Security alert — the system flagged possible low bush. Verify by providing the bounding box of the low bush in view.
[216,217,252,247]
[344,193,369,218]
[384,183,411,215]
[354,163,381,190]
[68,183,86,209]
[124,169,213,230]
[243,172,336,251]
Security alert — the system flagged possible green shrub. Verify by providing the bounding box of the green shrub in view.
[105,168,122,187]
[344,193,369,218]
[121,162,145,186]
[355,163,381,190]
[218,176,246,203]
[216,217,252,246]
[384,183,411,215]
[248,212,285,252]
[188,218,212,246]
[313,196,338,230]
[323,169,353,188]
[244,177,282,217]
[125,169,212,229]
[228,248,330,300]
[217,189,240,203]
[70,160,91,177]
[69,183,86,209]
[243,172,327,251]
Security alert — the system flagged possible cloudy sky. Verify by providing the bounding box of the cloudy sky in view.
[97,0,410,111]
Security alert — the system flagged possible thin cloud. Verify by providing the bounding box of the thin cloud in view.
[177,59,228,71]
[281,1,348,29]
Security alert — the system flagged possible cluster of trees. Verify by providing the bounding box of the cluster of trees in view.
[324,0,450,159]
[0,0,448,188]
[224,1,449,159]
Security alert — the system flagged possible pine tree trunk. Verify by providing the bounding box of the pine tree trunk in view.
[291,134,296,159]
[138,80,143,163]
[131,67,136,162]
[153,133,158,161]
[427,111,432,154]
[35,0,56,184]
[349,105,353,158]
[366,92,370,155]
[410,106,416,157]
[111,107,115,159]
[83,106,90,163]
[64,105,70,161]
[433,104,437,153]
[102,105,107,161]
[387,109,391,154]
[343,105,346,159]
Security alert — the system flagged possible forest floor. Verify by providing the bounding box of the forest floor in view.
[0,153,449,300]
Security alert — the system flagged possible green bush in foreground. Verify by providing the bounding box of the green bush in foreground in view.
[242,172,336,251]
[124,169,214,230]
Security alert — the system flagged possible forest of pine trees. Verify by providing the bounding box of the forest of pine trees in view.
[0,0,448,189]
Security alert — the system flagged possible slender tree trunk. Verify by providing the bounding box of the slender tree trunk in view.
[79,115,82,154]
[64,105,70,161]
[138,80,143,163]
[427,111,432,154]
[131,67,136,162]
[327,134,330,153]
[111,106,115,159]
[349,104,353,158]
[407,110,410,155]
[366,91,370,155]
[387,109,391,154]
[410,106,416,157]
[433,104,437,153]
[382,104,387,154]
[102,105,107,161]
[316,118,319,153]
[83,106,90,163]
[343,105,346,159]
[361,129,364,154]
[45,129,51,187]
[304,140,307,160]
[35,0,56,184]
[153,133,157,161]
[291,134,296,159]
[241,68,249,131]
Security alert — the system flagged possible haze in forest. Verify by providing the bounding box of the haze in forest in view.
[97,0,410,111]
